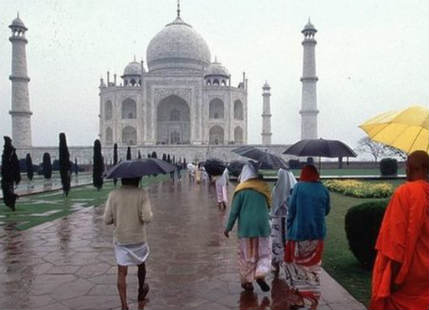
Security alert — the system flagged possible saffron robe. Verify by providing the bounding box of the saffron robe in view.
[370,180,429,310]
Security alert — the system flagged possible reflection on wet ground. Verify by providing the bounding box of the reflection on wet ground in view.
[0,177,365,310]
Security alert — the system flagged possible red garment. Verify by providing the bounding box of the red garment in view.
[299,165,320,182]
[370,180,429,310]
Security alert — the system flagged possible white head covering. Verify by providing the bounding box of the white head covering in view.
[239,164,257,183]
[271,168,297,216]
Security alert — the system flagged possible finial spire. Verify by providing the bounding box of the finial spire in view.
[17,11,20,18]
[308,17,311,23]
[177,0,181,18]
[133,55,136,62]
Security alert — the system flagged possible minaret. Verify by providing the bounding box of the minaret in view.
[261,81,272,145]
[300,18,318,140]
[9,14,32,148]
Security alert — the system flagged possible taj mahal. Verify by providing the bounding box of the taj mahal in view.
[6,4,319,163]
[99,7,247,147]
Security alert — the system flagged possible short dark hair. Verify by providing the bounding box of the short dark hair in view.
[121,177,141,187]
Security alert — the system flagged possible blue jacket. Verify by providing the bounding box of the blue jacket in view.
[287,182,330,241]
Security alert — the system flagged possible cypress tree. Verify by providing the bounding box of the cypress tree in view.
[147,153,151,158]
[92,139,104,191]
[1,137,19,211]
[162,153,167,161]
[152,151,157,158]
[138,150,142,159]
[25,153,34,181]
[167,154,171,163]
[126,147,131,160]
[42,152,52,179]
[74,158,78,176]
[59,133,71,196]
[113,143,118,186]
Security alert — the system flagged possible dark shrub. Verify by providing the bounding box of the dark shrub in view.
[113,143,118,187]
[380,158,398,176]
[59,132,71,196]
[288,159,301,169]
[42,152,52,179]
[1,136,19,211]
[345,200,388,269]
[26,153,34,181]
[92,140,104,191]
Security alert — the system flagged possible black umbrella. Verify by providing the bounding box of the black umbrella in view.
[227,160,260,177]
[232,146,288,170]
[283,138,357,158]
[227,160,248,177]
[204,158,226,176]
[104,159,176,179]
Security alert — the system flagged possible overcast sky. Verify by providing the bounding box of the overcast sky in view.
[0,0,428,153]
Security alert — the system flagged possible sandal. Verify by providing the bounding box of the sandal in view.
[138,283,149,301]
[256,278,270,292]
[241,282,254,291]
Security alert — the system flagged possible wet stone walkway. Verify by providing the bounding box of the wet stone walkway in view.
[0,178,366,310]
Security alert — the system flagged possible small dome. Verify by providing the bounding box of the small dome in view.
[302,19,317,33]
[263,81,271,89]
[205,60,230,78]
[123,61,143,76]
[146,16,211,72]
[9,14,27,30]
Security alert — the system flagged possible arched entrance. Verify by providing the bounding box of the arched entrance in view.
[209,125,224,145]
[157,95,191,144]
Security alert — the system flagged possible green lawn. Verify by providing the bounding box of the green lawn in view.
[0,175,168,231]
[323,179,405,305]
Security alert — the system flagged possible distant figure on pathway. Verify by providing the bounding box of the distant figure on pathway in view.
[284,164,330,309]
[187,163,195,182]
[224,163,272,292]
[176,163,182,181]
[270,168,296,275]
[195,163,202,184]
[370,150,429,310]
[215,168,229,210]
[104,177,153,310]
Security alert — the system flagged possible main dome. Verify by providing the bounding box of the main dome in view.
[146,16,211,72]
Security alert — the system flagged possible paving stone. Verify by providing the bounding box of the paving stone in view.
[0,178,367,310]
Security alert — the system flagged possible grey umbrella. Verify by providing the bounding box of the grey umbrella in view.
[104,159,176,179]
[232,146,288,170]
[283,138,357,158]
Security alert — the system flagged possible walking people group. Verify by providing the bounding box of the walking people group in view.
[103,150,429,310]
[224,162,330,309]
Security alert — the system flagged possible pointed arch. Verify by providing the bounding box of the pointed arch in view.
[121,98,137,119]
[234,100,243,120]
[209,125,224,145]
[209,98,224,119]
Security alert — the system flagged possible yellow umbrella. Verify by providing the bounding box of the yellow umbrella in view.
[359,105,429,154]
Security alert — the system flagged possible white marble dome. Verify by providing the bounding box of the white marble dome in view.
[205,61,230,77]
[123,61,143,76]
[146,16,211,72]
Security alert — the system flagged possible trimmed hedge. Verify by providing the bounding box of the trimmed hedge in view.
[380,158,398,176]
[345,200,388,269]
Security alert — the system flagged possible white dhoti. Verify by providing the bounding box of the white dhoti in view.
[114,242,150,266]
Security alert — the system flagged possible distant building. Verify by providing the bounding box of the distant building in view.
[300,19,319,140]
[99,7,248,147]
[9,14,32,148]
[261,81,272,145]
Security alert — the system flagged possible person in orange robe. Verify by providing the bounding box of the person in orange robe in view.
[370,150,429,310]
